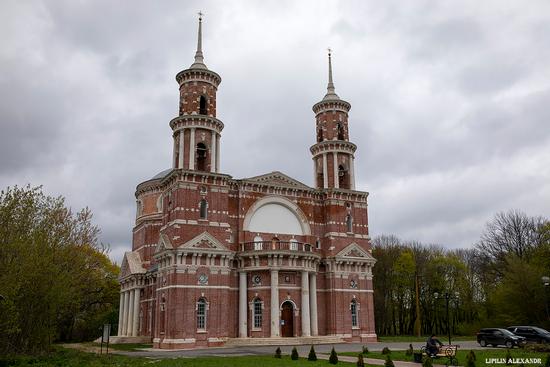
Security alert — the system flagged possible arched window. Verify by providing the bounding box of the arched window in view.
[197,298,207,330]
[199,199,208,219]
[290,238,298,251]
[199,95,208,115]
[315,239,321,249]
[271,236,279,250]
[196,143,207,171]
[351,299,358,327]
[339,164,348,188]
[346,214,353,233]
[317,127,323,142]
[253,235,263,250]
[337,123,344,140]
[253,298,263,329]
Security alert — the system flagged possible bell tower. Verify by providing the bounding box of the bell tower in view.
[310,50,357,190]
[170,13,223,173]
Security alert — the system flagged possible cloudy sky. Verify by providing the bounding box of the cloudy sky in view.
[2,0,550,263]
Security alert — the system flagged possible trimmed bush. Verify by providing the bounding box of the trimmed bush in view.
[505,349,512,365]
[329,347,338,364]
[422,355,433,367]
[291,347,299,360]
[385,355,395,367]
[274,347,282,359]
[466,350,476,367]
[308,345,317,361]
[362,345,369,354]
[382,347,391,355]
[357,353,365,367]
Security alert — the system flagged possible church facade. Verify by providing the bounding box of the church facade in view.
[118,16,377,349]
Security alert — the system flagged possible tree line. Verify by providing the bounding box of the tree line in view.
[0,186,119,355]
[373,210,550,337]
[1,185,548,354]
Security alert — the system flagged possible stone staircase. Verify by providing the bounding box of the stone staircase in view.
[224,335,345,347]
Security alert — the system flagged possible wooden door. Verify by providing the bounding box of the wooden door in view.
[281,301,294,337]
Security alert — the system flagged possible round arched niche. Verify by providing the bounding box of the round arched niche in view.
[244,196,311,236]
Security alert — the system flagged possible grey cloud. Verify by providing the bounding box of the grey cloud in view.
[1,0,549,262]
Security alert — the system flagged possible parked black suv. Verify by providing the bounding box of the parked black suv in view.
[507,326,550,344]
[477,328,526,348]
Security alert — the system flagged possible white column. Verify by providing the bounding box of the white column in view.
[132,288,140,336]
[118,291,125,336]
[239,271,248,337]
[122,291,129,336]
[172,135,177,168]
[350,155,355,190]
[178,130,184,169]
[210,131,216,173]
[270,269,280,337]
[322,153,328,189]
[309,273,318,336]
[189,128,196,170]
[126,290,134,336]
[333,152,339,189]
[313,159,317,187]
[215,133,220,172]
[301,271,311,336]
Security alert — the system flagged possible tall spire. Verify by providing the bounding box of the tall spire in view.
[323,48,339,101]
[190,11,208,70]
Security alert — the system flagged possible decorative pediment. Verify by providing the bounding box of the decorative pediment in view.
[244,171,310,189]
[335,243,376,262]
[154,233,173,254]
[120,251,146,279]
[180,232,232,253]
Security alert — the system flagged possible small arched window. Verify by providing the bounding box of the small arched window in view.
[317,127,323,142]
[199,199,208,219]
[339,164,348,189]
[337,123,344,140]
[196,143,207,171]
[315,239,321,249]
[199,95,208,115]
[346,214,353,233]
[197,298,207,330]
[290,238,298,251]
[253,298,263,329]
[351,299,358,327]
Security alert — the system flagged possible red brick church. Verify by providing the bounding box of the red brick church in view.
[117,15,377,349]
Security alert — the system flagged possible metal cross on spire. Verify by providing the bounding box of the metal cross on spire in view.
[191,10,207,69]
[323,47,339,101]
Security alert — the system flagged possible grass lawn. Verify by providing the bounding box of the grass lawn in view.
[341,348,550,366]
[89,342,153,351]
[1,347,361,367]
[377,335,476,343]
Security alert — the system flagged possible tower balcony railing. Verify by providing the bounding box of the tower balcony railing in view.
[240,241,315,253]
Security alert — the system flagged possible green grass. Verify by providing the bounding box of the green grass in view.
[377,335,476,342]
[90,342,153,351]
[341,348,550,366]
[0,347,362,367]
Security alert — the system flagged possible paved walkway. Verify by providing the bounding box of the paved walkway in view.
[316,353,448,367]
[122,340,480,358]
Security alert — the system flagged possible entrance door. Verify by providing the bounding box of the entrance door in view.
[281,301,294,337]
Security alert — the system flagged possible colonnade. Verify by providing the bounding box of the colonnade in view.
[117,287,141,337]
[173,128,221,173]
[316,152,355,190]
[239,270,318,338]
